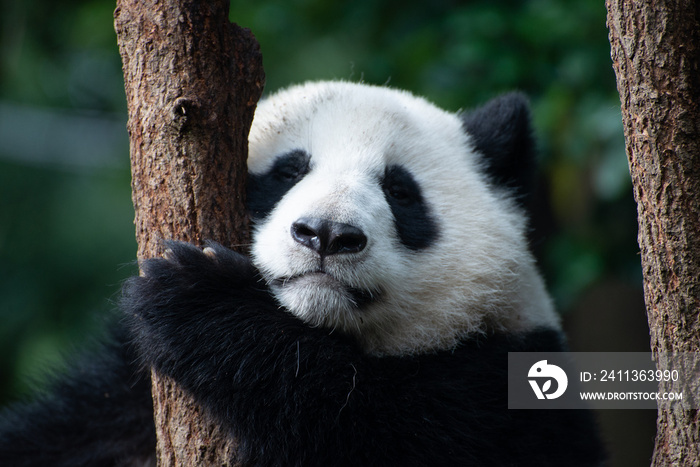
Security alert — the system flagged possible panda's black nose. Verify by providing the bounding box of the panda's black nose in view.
[291,217,367,256]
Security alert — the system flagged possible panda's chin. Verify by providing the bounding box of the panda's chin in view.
[270,272,378,328]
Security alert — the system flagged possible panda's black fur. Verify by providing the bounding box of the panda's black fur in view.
[0,82,605,466]
[461,92,538,210]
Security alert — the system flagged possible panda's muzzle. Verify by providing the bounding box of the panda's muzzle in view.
[291,217,367,257]
[271,271,380,310]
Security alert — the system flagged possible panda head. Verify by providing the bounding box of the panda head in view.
[247,81,559,356]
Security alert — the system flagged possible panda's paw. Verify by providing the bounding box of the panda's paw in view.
[161,240,225,269]
[123,241,261,325]
[122,242,265,371]
[156,241,257,283]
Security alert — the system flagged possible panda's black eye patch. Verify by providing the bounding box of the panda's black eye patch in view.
[247,150,310,220]
[382,167,419,205]
[273,152,309,182]
[381,165,439,250]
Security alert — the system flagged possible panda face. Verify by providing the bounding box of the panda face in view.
[247,81,559,355]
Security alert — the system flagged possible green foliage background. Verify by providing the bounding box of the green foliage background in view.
[0,1,647,462]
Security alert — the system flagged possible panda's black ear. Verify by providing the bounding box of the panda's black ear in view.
[460,92,536,207]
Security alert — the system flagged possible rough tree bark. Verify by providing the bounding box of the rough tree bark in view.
[606,1,700,465]
[114,0,264,465]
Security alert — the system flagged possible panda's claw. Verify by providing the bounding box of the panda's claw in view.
[162,248,175,262]
[203,246,218,261]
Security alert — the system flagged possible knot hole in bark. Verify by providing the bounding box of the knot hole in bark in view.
[171,97,202,133]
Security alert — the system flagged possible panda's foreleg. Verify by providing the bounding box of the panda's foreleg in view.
[122,242,420,466]
[0,325,156,467]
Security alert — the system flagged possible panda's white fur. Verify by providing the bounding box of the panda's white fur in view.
[248,81,559,355]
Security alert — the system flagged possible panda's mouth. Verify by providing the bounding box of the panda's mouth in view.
[272,271,379,308]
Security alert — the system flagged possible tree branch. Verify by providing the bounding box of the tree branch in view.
[114,0,264,464]
[606,1,700,464]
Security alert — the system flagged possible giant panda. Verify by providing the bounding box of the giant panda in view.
[0,81,605,466]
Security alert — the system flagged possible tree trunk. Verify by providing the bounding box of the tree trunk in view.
[114,0,264,465]
[606,1,700,465]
